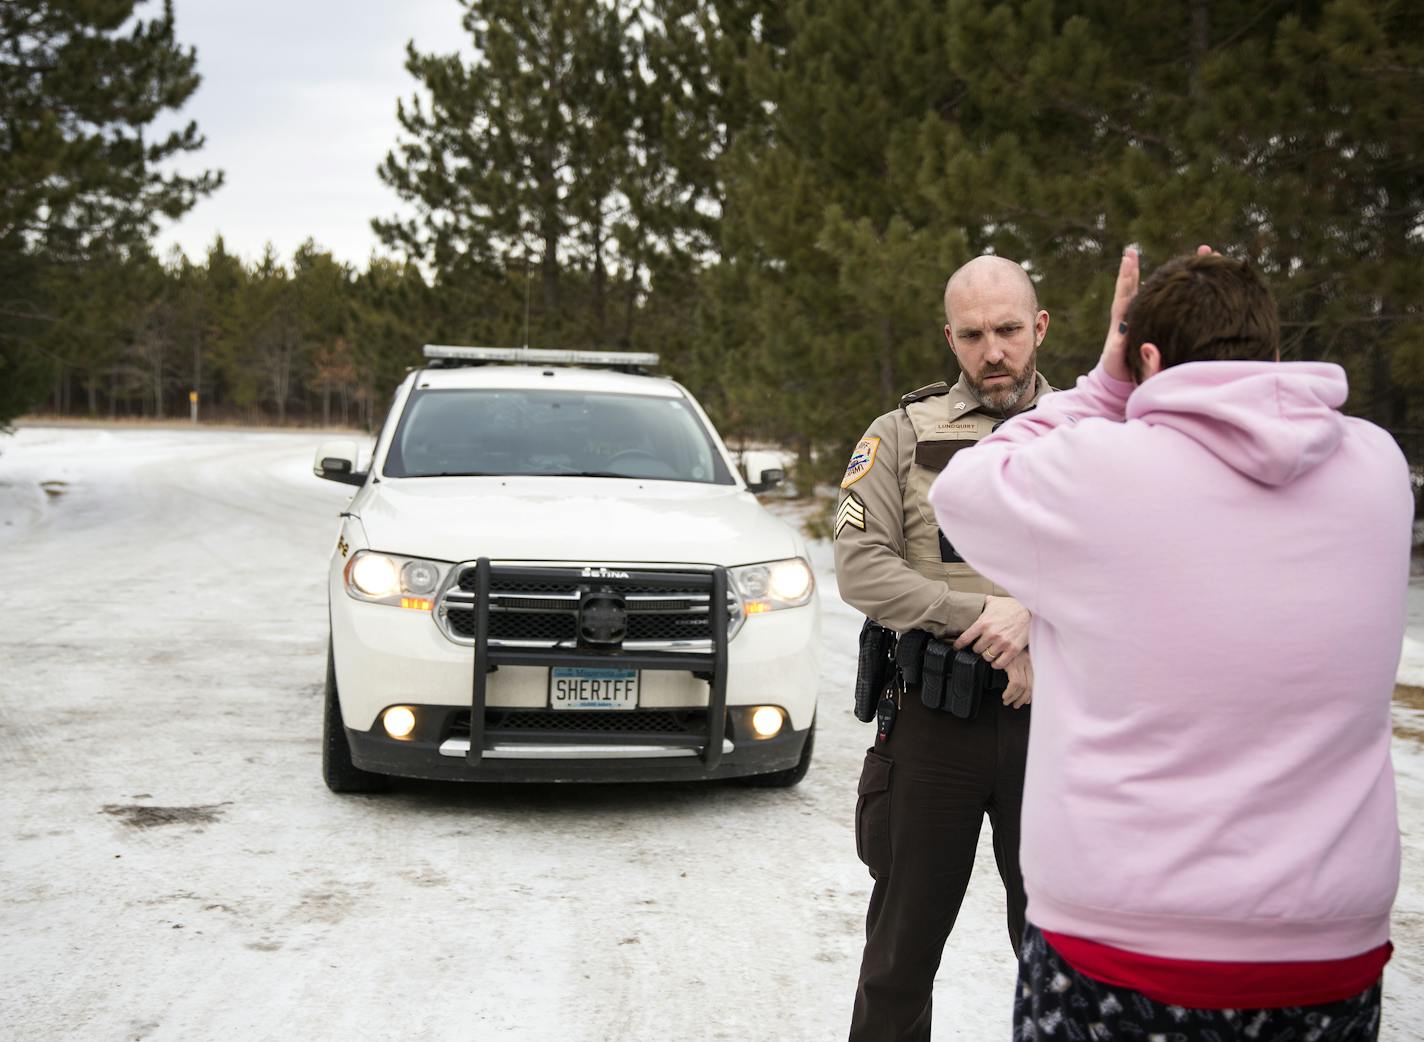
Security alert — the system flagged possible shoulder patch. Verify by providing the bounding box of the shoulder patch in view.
[899,382,950,407]
[835,492,866,539]
[841,436,881,489]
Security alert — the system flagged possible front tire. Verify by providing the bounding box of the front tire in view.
[741,720,815,788]
[323,640,390,794]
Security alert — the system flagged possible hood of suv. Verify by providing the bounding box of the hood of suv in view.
[354,476,803,566]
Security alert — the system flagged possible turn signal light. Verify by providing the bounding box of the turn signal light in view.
[399,597,434,611]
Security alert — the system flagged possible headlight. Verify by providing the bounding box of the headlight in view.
[769,559,813,601]
[350,554,400,598]
[729,557,815,615]
[344,550,451,609]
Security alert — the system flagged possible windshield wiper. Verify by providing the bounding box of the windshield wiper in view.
[421,471,508,477]
[541,471,634,478]
[413,469,644,479]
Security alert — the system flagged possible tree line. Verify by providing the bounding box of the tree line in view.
[3,0,1421,487]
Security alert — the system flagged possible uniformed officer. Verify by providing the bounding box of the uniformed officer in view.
[837,255,1051,1042]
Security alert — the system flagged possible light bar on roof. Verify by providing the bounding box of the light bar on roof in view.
[423,345,660,367]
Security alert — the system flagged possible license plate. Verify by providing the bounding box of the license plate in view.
[548,667,639,711]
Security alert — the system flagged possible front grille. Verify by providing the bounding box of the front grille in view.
[446,608,576,642]
[458,576,569,595]
[450,708,708,737]
[436,563,741,649]
[625,613,713,642]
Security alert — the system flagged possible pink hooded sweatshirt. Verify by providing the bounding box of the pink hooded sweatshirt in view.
[928,360,1409,961]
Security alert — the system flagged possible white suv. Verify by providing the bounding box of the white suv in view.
[314,347,820,791]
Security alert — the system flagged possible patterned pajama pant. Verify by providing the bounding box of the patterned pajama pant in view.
[1013,925,1383,1042]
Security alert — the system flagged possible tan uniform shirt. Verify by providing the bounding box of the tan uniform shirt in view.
[834,373,1052,638]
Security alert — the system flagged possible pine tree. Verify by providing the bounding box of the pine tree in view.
[711,0,972,485]
[0,0,220,426]
[923,0,1423,430]
[376,0,641,349]
[633,1,788,429]
[349,258,431,431]
[291,242,355,427]
[716,0,1423,478]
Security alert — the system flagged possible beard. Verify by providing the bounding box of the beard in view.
[963,357,1036,414]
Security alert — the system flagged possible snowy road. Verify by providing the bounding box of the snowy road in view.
[1,426,1421,1042]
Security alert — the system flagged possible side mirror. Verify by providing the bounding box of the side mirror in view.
[743,450,786,494]
[314,439,366,487]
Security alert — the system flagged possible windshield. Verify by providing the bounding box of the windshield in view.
[383,388,735,484]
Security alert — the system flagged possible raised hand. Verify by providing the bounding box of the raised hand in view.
[1101,244,1216,382]
[1100,247,1140,383]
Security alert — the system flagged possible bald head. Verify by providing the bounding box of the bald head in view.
[941,254,1048,415]
[943,255,1038,325]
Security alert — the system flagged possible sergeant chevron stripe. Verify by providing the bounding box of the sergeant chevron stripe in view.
[835,493,866,539]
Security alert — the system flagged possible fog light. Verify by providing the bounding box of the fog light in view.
[750,705,783,739]
[383,706,416,739]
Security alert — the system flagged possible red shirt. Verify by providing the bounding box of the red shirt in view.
[1041,929,1391,1009]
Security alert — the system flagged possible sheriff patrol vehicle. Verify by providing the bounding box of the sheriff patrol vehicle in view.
[314,346,819,791]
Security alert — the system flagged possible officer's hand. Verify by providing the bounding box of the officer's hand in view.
[1003,653,1033,709]
[953,594,1030,666]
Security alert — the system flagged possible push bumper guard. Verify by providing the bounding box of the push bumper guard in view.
[465,558,730,768]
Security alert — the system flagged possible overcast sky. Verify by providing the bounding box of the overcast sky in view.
[153,0,469,267]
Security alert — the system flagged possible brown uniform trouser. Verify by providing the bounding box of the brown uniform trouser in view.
[849,685,1030,1042]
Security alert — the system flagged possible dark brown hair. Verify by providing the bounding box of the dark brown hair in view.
[1124,254,1279,381]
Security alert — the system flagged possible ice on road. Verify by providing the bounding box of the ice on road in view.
[1,427,1421,1042]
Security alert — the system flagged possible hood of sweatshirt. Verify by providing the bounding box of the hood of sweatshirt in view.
[1125,361,1348,487]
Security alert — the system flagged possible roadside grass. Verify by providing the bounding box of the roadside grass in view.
[15,414,365,435]
[1395,684,1424,744]
[762,486,839,542]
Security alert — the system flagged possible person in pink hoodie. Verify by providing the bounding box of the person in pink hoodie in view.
[928,247,1407,1039]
